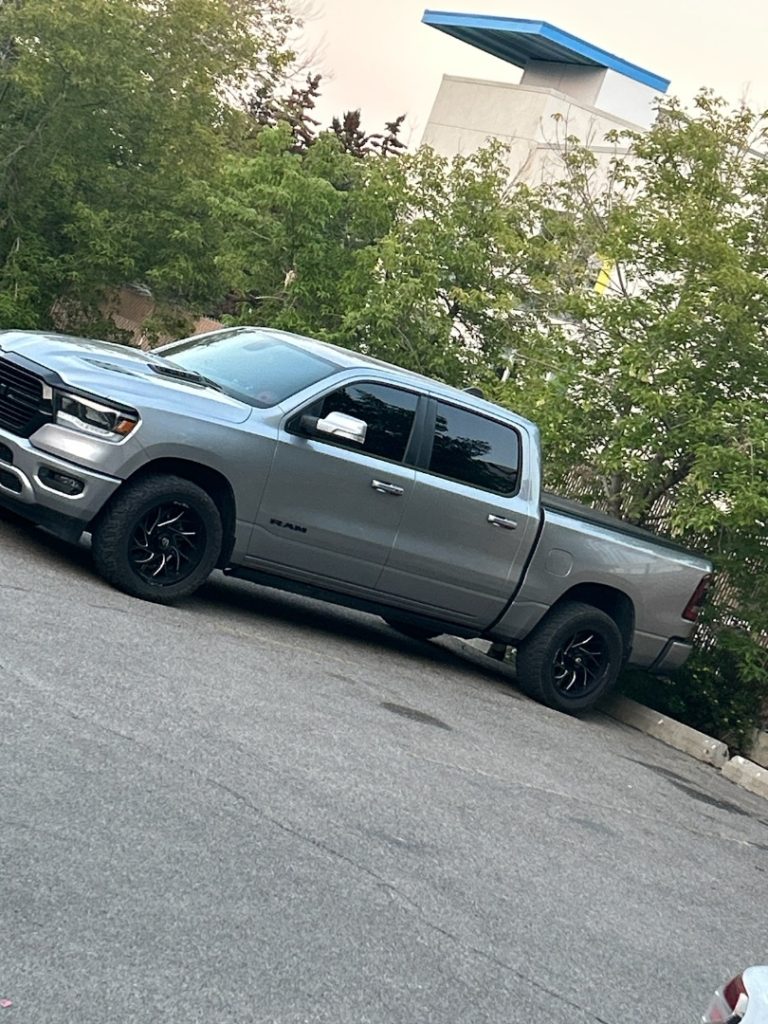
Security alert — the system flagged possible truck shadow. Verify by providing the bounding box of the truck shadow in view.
[0,510,526,702]
[191,574,526,700]
[0,508,94,577]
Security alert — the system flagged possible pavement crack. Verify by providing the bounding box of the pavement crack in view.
[38,700,603,1021]
[194,777,616,1024]
[199,774,402,891]
[32,703,420,898]
[84,602,133,614]
[406,751,768,850]
[379,883,613,1024]
[0,818,74,845]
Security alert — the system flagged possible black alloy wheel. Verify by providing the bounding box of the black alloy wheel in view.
[129,501,207,586]
[514,600,624,713]
[551,629,609,700]
[92,474,223,603]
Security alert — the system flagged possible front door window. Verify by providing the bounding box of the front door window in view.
[305,382,419,463]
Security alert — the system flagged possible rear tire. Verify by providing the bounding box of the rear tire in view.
[514,601,624,713]
[91,474,223,603]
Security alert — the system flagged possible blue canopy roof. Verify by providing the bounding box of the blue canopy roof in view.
[422,11,670,93]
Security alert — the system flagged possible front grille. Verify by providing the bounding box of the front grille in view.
[0,357,47,437]
[0,441,12,463]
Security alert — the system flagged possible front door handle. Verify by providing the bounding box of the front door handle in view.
[487,513,518,530]
[371,479,404,496]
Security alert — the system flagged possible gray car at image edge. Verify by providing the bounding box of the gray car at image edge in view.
[0,325,713,713]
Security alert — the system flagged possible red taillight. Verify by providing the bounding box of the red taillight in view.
[724,975,747,1011]
[683,573,712,622]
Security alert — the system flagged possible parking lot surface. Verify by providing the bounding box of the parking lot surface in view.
[1,508,766,1024]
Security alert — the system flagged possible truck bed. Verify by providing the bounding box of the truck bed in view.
[541,492,698,558]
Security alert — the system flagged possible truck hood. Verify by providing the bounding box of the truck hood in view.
[0,330,252,424]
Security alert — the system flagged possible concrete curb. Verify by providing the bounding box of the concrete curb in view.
[601,695,730,768]
[456,640,767,800]
[721,756,768,799]
[748,729,768,770]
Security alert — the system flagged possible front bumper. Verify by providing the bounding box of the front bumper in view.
[0,424,121,529]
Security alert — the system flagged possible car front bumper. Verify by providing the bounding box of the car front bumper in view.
[0,424,122,532]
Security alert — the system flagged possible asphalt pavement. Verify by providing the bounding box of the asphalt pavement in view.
[1,506,766,1024]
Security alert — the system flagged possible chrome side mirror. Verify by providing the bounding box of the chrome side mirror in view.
[304,410,368,445]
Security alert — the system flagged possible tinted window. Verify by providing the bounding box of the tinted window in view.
[429,403,519,495]
[318,383,418,462]
[161,330,337,408]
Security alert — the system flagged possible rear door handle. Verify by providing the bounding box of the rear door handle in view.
[371,479,404,496]
[487,514,518,530]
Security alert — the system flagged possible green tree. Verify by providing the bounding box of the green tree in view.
[246,70,407,156]
[0,0,294,331]
[331,143,531,384]
[496,93,768,745]
[210,124,372,331]
[220,135,531,386]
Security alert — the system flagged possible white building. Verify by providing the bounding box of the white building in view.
[421,11,670,183]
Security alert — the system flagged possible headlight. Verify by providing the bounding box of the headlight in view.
[55,392,139,441]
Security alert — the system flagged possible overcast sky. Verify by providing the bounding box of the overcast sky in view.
[297,0,768,145]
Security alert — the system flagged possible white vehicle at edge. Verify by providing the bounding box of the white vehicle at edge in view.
[703,967,768,1024]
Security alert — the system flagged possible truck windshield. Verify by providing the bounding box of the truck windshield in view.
[161,329,338,408]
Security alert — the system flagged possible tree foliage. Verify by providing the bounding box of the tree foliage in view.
[0,0,294,330]
[247,71,406,157]
[217,133,529,384]
[494,93,768,745]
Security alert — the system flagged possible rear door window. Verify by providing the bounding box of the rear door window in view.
[428,402,520,495]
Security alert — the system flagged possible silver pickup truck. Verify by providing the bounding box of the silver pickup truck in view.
[0,325,712,712]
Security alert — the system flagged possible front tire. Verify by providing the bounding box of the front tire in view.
[514,601,624,713]
[91,474,223,603]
